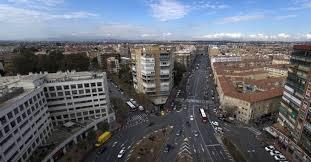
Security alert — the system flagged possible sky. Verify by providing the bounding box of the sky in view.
[0,0,311,41]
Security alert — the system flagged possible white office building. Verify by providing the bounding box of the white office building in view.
[43,71,113,126]
[0,71,115,162]
[0,84,52,162]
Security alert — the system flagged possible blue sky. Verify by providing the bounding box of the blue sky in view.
[0,0,310,40]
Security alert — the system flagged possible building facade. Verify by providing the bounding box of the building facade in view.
[0,71,115,162]
[275,45,311,161]
[131,45,174,105]
[0,86,52,162]
[43,72,113,126]
[106,57,120,74]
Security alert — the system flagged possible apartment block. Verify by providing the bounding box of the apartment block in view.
[267,45,311,162]
[131,45,174,105]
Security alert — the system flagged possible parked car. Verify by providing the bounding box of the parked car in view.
[274,154,286,161]
[211,121,219,126]
[117,147,126,158]
[270,150,281,156]
[264,145,275,152]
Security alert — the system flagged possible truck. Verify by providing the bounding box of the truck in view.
[95,131,112,147]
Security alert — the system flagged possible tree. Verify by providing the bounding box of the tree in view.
[174,61,186,87]
[87,130,96,143]
[61,53,89,71]
[118,64,132,84]
[110,97,128,124]
[46,50,64,72]
[12,50,38,74]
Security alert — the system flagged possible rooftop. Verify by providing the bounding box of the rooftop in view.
[218,76,283,103]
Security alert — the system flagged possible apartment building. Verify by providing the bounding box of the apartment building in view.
[131,45,174,105]
[107,57,120,74]
[266,45,311,162]
[97,47,121,70]
[174,49,193,68]
[0,83,52,162]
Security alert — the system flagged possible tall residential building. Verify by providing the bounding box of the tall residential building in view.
[270,45,311,162]
[107,57,120,74]
[131,45,174,105]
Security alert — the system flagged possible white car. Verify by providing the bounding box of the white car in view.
[190,115,194,121]
[117,147,126,158]
[215,127,223,132]
[270,150,281,156]
[264,145,275,152]
[211,121,219,126]
[274,154,286,161]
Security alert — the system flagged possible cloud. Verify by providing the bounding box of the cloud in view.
[274,14,297,20]
[8,0,64,6]
[193,33,311,41]
[216,14,264,24]
[0,4,97,23]
[191,1,229,10]
[285,0,311,10]
[195,33,242,39]
[150,0,189,21]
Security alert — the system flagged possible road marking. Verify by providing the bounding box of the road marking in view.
[200,144,205,152]
[206,144,221,147]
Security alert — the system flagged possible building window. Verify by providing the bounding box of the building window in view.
[13,108,19,115]
[0,116,7,125]
[84,83,90,87]
[78,84,83,88]
[91,83,96,87]
[97,82,102,86]
[48,87,55,91]
[56,86,62,91]
[7,112,13,119]
[64,85,69,90]
[70,84,76,89]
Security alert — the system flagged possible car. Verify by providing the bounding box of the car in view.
[190,115,194,121]
[274,154,286,161]
[213,109,217,113]
[215,127,223,132]
[112,142,118,147]
[186,121,191,127]
[270,150,281,156]
[164,144,172,153]
[176,129,182,136]
[211,121,219,126]
[194,130,199,137]
[97,146,107,154]
[265,145,275,152]
[117,147,126,158]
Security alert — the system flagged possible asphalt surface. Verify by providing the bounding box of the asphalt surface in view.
[84,53,275,162]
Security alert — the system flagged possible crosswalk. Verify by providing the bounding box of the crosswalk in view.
[218,143,234,161]
[246,127,262,136]
[175,98,213,104]
[123,113,149,129]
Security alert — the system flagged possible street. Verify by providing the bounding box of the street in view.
[84,54,275,162]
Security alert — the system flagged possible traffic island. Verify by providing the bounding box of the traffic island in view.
[126,126,173,162]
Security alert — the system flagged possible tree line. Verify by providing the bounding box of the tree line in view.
[5,48,90,75]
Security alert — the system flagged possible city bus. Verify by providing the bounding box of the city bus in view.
[126,101,137,111]
[199,108,208,123]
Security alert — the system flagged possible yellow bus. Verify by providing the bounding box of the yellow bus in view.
[95,131,112,147]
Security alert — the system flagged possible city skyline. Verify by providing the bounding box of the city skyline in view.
[0,0,311,41]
